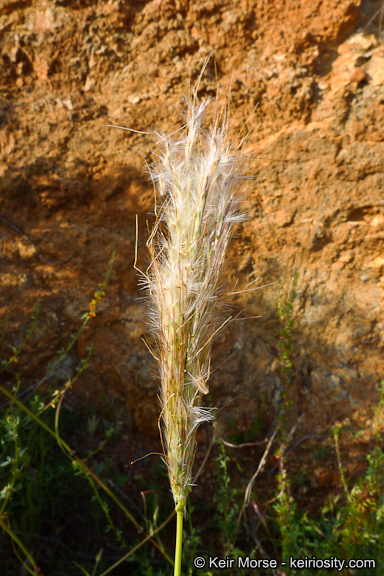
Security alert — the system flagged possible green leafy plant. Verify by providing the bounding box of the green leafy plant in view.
[272,382,384,575]
[213,439,240,555]
[276,271,298,428]
[273,272,299,560]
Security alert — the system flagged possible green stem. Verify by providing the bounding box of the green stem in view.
[174,508,184,576]
[0,516,40,576]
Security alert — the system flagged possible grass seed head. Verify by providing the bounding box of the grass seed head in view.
[145,93,246,510]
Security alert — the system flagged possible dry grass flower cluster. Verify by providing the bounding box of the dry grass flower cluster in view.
[143,92,245,516]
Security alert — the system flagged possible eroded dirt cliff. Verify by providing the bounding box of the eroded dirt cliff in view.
[1,0,384,466]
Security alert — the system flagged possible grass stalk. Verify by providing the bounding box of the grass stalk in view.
[141,85,245,571]
[174,509,184,576]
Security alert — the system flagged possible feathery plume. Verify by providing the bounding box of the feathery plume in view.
[144,92,245,514]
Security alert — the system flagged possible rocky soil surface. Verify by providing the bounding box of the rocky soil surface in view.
[1,0,384,476]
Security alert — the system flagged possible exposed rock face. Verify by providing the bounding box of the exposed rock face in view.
[1,0,383,441]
